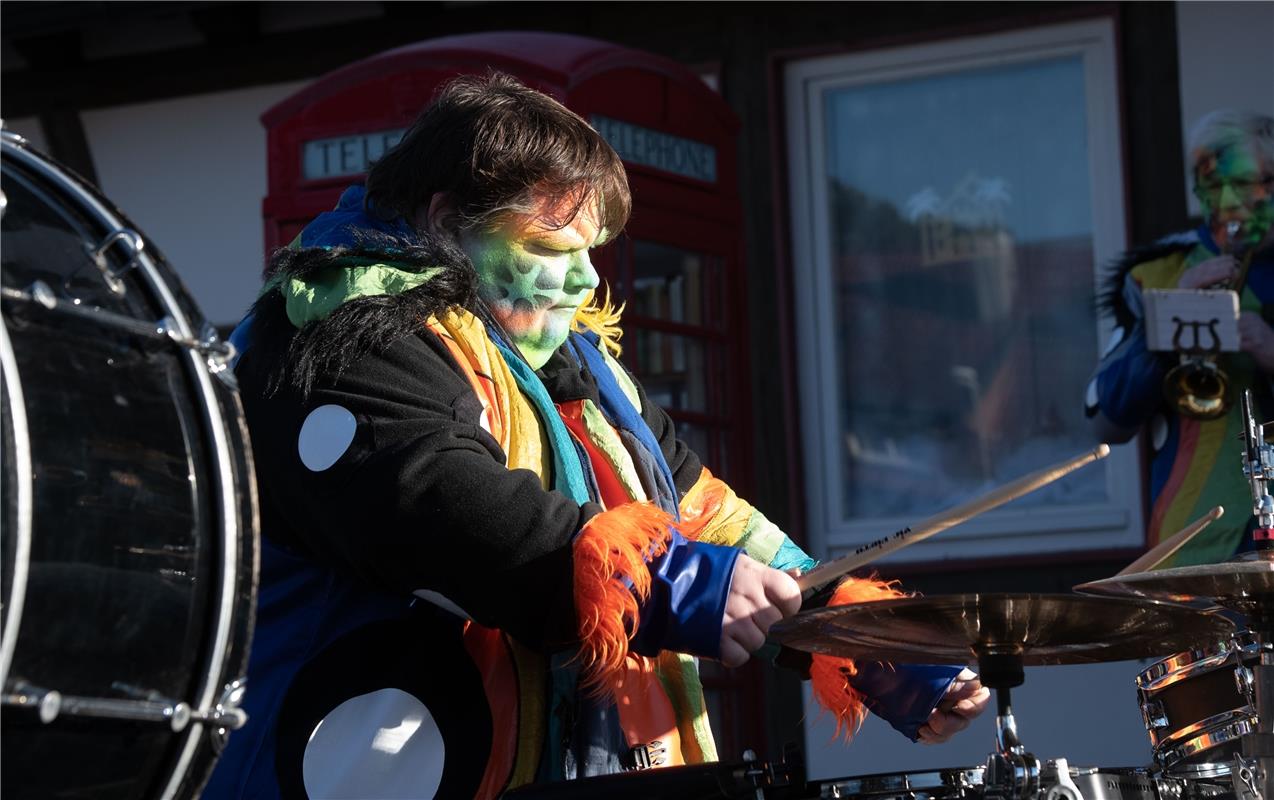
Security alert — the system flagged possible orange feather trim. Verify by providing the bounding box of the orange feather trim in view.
[573,501,675,695]
[808,576,909,742]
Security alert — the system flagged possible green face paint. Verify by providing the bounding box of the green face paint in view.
[1194,142,1274,252]
[460,197,602,368]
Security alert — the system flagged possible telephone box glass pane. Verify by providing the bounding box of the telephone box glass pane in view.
[628,240,716,328]
[823,55,1105,520]
[630,332,723,416]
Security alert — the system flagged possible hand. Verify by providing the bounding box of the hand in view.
[718,556,801,667]
[1176,255,1238,289]
[917,668,990,744]
[1239,311,1274,373]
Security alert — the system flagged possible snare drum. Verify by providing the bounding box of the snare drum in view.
[1136,632,1260,770]
[0,131,258,799]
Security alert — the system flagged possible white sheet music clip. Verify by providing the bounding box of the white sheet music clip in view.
[1142,289,1240,353]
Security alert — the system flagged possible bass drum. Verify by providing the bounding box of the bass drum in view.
[0,130,258,799]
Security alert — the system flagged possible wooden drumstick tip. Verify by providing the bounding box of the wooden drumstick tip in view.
[1095,443,1111,459]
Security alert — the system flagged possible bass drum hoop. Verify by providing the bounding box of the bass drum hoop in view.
[1,133,248,800]
[0,320,33,690]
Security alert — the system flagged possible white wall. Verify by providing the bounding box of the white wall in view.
[1176,0,1274,216]
[78,81,307,326]
[803,660,1153,780]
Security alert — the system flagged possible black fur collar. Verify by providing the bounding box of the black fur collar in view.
[1097,231,1197,328]
[248,228,477,397]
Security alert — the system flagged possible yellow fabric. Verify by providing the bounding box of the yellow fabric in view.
[427,309,551,485]
[653,651,719,763]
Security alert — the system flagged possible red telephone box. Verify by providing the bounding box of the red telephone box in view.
[261,31,760,755]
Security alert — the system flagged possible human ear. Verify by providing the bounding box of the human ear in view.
[415,193,460,241]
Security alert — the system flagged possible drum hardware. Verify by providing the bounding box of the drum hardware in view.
[1231,755,1263,800]
[1,680,61,723]
[1240,389,1274,551]
[1,677,248,734]
[80,227,145,296]
[1,282,239,385]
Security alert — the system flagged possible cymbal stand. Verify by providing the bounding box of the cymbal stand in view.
[1239,389,1274,800]
[979,650,1040,800]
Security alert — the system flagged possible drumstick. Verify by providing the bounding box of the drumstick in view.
[795,444,1111,594]
[1115,505,1223,576]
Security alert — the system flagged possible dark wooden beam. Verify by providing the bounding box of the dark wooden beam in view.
[36,109,98,184]
[1118,2,1187,244]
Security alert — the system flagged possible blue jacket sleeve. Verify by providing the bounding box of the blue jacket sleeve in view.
[628,531,740,660]
[1090,274,1170,430]
[849,662,962,742]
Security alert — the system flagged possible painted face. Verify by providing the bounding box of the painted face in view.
[1194,142,1274,252]
[459,195,602,368]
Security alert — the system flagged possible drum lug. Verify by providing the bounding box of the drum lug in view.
[1239,664,1258,705]
[82,228,145,296]
[1140,698,1168,732]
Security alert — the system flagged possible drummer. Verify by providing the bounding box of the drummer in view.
[205,72,989,799]
[1087,109,1274,566]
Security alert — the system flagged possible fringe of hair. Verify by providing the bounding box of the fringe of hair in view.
[572,286,625,357]
[808,576,909,743]
[572,501,674,695]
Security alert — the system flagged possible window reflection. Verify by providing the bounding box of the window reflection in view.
[824,55,1106,520]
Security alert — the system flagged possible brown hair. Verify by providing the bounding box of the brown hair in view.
[366,71,631,240]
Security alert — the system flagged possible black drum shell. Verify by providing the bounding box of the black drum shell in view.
[1,133,258,800]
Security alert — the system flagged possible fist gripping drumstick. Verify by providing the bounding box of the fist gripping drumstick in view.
[795,444,1111,595]
[1114,505,1224,576]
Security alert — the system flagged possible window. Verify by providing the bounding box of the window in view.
[785,19,1141,562]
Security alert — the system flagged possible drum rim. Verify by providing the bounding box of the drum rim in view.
[0,320,33,689]
[831,766,986,794]
[1136,631,1257,691]
[1156,710,1257,767]
[2,135,248,800]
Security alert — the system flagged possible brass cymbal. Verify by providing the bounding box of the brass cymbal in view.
[769,593,1235,666]
[1075,554,1274,618]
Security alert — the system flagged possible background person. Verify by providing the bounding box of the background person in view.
[1087,109,1274,565]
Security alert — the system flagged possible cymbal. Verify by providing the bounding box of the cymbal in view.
[769,593,1235,666]
[1075,554,1274,618]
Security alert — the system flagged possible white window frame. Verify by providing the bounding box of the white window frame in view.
[786,18,1143,563]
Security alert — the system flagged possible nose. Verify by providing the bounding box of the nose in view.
[565,250,600,294]
[1217,182,1246,210]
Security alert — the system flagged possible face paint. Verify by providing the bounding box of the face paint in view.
[1194,142,1274,252]
[460,195,603,369]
